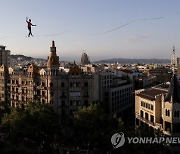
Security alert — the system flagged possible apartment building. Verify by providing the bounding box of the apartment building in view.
[0,41,134,121]
[0,41,96,122]
[135,74,180,136]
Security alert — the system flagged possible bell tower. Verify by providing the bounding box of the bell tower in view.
[47,41,60,113]
[47,40,59,71]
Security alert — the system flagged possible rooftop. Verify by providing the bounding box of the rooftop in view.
[137,88,167,101]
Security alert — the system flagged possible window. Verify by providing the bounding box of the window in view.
[84,91,88,97]
[50,82,53,87]
[84,82,88,87]
[61,109,66,115]
[61,92,66,98]
[29,81,32,86]
[150,115,154,123]
[61,82,65,87]
[76,100,80,106]
[61,100,65,107]
[36,82,39,86]
[140,110,143,118]
[22,96,24,101]
[145,112,148,120]
[37,90,40,95]
[174,110,180,118]
[73,100,76,106]
[70,91,80,97]
[76,82,80,87]
[70,82,80,87]
[151,105,153,111]
[42,91,46,96]
[177,111,179,117]
[70,100,72,106]
[166,109,170,117]
[42,81,45,86]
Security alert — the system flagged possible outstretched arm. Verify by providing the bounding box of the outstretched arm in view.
[26,17,28,23]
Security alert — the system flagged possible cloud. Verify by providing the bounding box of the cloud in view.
[123,35,149,44]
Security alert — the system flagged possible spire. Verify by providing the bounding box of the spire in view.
[165,47,180,103]
[47,41,59,68]
[50,40,56,53]
[52,40,55,48]
[172,46,176,74]
[165,74,180,103]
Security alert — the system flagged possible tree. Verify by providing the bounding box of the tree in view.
[122,125,169,154]
[71,103,124,152]
[0,101,10,124]
[0,102,61,154]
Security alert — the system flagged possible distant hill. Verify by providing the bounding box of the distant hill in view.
[10,54,33,61]
[10,54,46,61]
[10,54,46,66]
[94,58,170,64]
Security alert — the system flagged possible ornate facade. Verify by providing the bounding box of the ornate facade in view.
[0,41,96,121]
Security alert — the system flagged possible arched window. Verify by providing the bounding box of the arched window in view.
[165,109,170,117]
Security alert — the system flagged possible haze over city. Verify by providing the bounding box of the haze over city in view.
[0,0,180,61]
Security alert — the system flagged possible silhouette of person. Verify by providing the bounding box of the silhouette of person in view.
[26,17,36,37]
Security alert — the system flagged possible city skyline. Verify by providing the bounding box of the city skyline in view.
[0,0,180,61]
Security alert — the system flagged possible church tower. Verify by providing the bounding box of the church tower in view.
[47,40,59,71]
[47,41,60,113]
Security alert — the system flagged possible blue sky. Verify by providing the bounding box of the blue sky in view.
[0,0,180,61]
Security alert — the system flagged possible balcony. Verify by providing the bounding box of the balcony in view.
[136,115,155,126]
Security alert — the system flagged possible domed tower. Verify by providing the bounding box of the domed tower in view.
[81,52,90,65]
[47,41,60,113]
